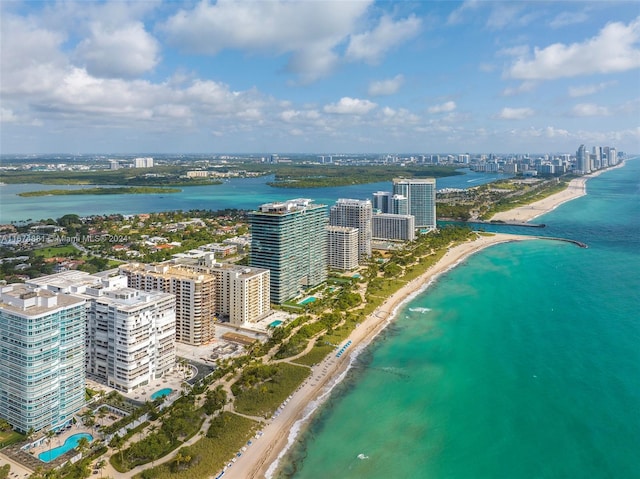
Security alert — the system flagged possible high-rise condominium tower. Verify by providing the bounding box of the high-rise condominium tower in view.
[329,198,372,261]
[249,199,327,304]
[392,178,436,230]
[28,271,176,393]
[0,284,86,433]
[119,263,216,346]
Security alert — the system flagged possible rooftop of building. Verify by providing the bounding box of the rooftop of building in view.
[0,283,84,316]
[253,198,326,214]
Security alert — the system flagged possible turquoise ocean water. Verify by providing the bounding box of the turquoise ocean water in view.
[276,160,640,479]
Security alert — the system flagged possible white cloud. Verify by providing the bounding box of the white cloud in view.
[346,15,421,64]
[496,107,534,119]
[0,14,68,95]
[368,75,404,96]
[75,22,160,78]
[447,0,480,25]
[162,0,371,82]
[1,108,18,123]
[502,81,537,96]
[279,109,322,124]
[549,11,589,29]
[571,103,611,117]
[428,101,456,114]
[507,17,640,80]
[379,107,420,124]
[497,45,530,57]
[486,5,524,30]
[568,81,616,97]
[324,97,377,115]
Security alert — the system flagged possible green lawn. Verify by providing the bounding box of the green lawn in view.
[233,363,310,418]
[0,429,24,448]
[34,245,78,258]
[134,413,258,479]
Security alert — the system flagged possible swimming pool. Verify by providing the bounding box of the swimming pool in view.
[38,433,92,462]
[298,296,317,305]
[268,320,283,328]
[151,388,173,400]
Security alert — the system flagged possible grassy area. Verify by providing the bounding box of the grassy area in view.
[293,343,335,366]
[34,245,78,257]
[233,363,310,418]
[133,413,258,479]
[0,429,24,448]
[483,180,569,219]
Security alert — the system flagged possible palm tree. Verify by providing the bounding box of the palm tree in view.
[25,427,35,446]
[97,408,107,428]
[76,436,90,458]
[95,459,106,478]
[45,429,56,457]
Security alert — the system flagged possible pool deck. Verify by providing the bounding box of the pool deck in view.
[0,423,96,477]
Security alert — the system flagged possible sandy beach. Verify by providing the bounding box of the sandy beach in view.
[0,169,612,479]
[490,164,623,223]
[223,232,535,479]
[224,168,620,479]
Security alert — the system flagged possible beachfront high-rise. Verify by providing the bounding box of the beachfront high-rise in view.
[576,144,590,174]
[249,199,328,304]
[329,198,372,261]
[326,225,359,271]
[372,191,391,213]
[372,214,416,241]
[119,263,216,345]
[185,256,271,326]
[27,271,176,393]
[0,284,86,433]
[392,178,437,230]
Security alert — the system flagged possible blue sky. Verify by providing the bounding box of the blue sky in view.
[1,0,639,155]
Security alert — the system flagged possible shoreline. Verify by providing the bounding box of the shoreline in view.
[490,163,625,223]
[224,168,615,479]
[224,233,536,479]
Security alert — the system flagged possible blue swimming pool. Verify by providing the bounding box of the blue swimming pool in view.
[38,433,92,462]
[268,320,283,328]
[151,388,173,400]
[298,296,317,305]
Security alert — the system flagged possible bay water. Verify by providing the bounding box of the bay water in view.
[277,160,640,479]
[0,169,507,223]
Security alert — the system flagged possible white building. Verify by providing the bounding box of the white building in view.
[372,214,416,242]
[27,271,176,393]
[327,225,359,271]
[134,157,154,168]
[330,198,372,261]
[188,256,271,326]
[0,284,86,433]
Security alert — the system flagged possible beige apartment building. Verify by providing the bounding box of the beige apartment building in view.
[119,263,216,346]
[174,253,271,326]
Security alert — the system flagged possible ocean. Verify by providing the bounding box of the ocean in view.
[276,159,640,479]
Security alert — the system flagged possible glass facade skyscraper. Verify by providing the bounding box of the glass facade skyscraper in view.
[392,178,436,230]
[0,284,86,433]
[249,199,328,304]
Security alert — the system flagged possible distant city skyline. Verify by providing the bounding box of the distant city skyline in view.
[1,1,639,154]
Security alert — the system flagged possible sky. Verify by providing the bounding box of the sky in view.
[1,0,639,155]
